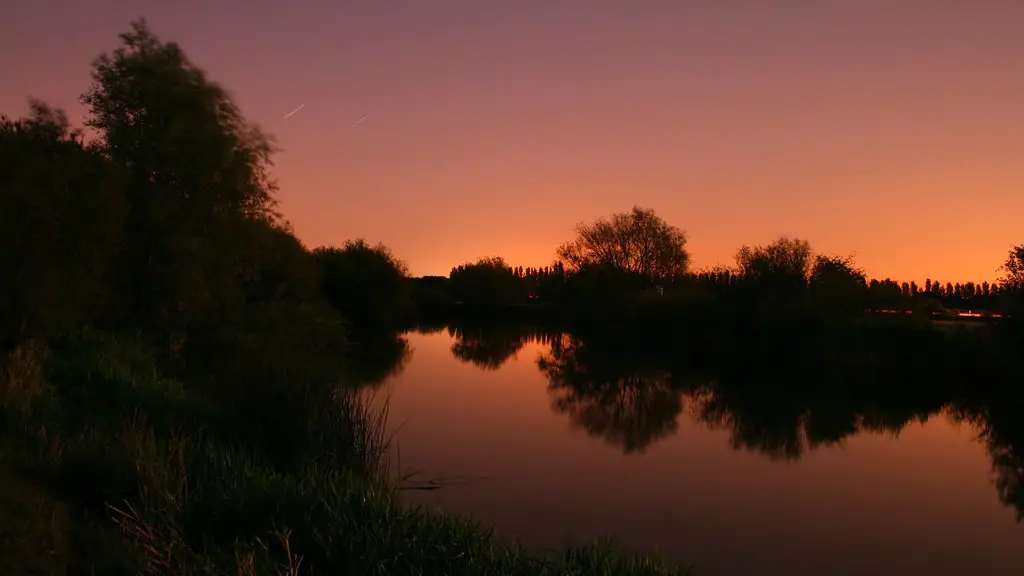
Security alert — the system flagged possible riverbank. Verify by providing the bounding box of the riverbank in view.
[0,329,692,575]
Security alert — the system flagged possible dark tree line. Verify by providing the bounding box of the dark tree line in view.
[418,208,1024,323]
[695,270,1009,315]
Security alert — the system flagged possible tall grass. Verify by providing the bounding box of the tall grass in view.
[0,339,50,425]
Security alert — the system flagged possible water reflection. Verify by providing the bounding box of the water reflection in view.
[345,332,413,387]
[446,321,559,371]
[388,322,1024,575]
[438,320,1024,521]
[955,402,1024,522]
[448,323,526,370]
[539,335,685,454]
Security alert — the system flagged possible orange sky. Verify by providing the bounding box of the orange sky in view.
[3,1,1023,282]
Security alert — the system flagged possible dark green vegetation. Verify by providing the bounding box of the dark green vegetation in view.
[0,21,691,576]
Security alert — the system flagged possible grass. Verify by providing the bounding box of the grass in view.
[0,329,693,575]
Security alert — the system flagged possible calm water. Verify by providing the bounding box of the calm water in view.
[380,328,1024,576]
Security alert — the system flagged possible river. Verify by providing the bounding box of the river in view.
[377,326,1024,576]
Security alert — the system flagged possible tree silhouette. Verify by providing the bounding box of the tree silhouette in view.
[808,254,868,316]
[556,206,690,283]
[449,257,526,307]
[736,237,812,284]
[1000,246,1024,316]
[0,102,125,348]
[314,240,411,335]
[81,20,281,333]
[734,237,813,310]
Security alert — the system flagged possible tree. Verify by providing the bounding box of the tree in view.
[964,282,976,300]
[556,206,690,282]
[232,219,323,311]
[560,261,654,309]
[808,254,868,315]
[1001,245,1024,290]
[870,279,904,310]
[448,257,526,307]
[314,240,411,335]
[735,237,813,292]
[81,19,281,332]
[998,245,1024,315]
[0,102,126,347]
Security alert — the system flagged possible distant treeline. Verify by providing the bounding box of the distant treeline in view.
[411,208,1024,323]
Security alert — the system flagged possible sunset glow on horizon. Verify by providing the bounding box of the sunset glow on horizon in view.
[4,1,1022,283]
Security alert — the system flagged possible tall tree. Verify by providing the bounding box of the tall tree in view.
[81,19,280,332]
[556,206,690,282]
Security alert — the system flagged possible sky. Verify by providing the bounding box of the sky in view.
[3,1,1023,282]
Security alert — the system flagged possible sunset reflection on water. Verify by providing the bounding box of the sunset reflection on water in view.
[383,330,1024,576]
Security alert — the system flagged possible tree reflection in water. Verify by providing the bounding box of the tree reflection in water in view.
[439,321,1024,521]
[449,325,527,371]
[952,401,1024,522]
[447,321,558,371]
[686,386,810,461]
[538,335,685,454]
[345,333,414,388]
